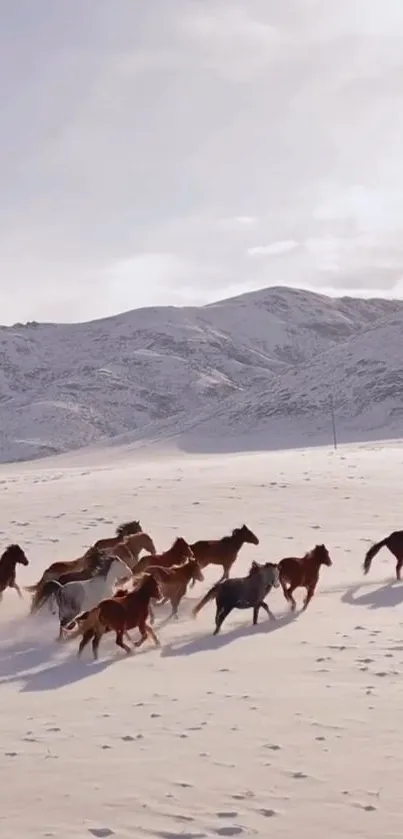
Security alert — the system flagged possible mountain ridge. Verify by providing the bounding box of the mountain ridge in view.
[1,285,403,462]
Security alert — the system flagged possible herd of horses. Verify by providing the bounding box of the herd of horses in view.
[0,520,402,661]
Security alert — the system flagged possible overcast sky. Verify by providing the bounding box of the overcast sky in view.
[2,0,403,324]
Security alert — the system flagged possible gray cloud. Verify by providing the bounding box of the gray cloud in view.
[1,0,403,323]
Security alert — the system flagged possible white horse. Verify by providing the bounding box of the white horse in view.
[43,556,131,640]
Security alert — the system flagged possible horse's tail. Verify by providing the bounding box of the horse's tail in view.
[192,582,220,618]
[363,537,390,575]
[30,579,63,613]
[62,608,99,640]
[25,569,53,595]
[25,582,39,592]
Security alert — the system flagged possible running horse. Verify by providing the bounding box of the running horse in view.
[64,572,162,659]
[363,529,403,580]
[25,520,142,598]
[134,556,204,621]
[192,560,280,634]
[190,525,259,584]
[130,537,194,576]
[278,544,332,612]
[0,544,29,602]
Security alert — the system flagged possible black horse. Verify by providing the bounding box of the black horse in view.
[192,560,280,634]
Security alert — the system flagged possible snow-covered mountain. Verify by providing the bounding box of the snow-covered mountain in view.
[1,286,403,462]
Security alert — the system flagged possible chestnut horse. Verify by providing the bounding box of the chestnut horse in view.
[131,537,194,576]
[65,572,162,659]
[363,530,403,580]
[279,544,332,612]
[136,557,204,621]
[190,525,259,583]
[110,531,157,571]
[92,520,142,551]
[0,544,29,602]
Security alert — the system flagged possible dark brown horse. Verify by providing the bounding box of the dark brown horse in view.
[138,557,204,621]
[190,525,259,583]
[0,544,29,602]
[278,544,332,612]
[363,530,403,580]
[65,572,162,659]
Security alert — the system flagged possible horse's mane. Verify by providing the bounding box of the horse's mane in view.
[247,560,261,576]
[116,520,141,538]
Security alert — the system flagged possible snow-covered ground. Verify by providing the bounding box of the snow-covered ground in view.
[1,438,402,837]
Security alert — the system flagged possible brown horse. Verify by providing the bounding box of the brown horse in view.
[66,572,162,659]
[363,530,403,580]
[92,520,142,552]
[25,521,142,595]
[0,544,29,602]
[111,531,157,571]
[27,546,104,613]
[278,544,332,612]
[190,525,259,583]
[137,557,204,621]
[131,537,194,576]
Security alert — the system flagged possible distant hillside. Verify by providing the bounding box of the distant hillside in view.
[1,286,403,461]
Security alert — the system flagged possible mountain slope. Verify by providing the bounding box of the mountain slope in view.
[1,286,403,461]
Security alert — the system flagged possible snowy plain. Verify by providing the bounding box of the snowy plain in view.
[0,438,402,838]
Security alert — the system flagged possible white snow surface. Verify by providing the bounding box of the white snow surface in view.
[0,439,402,837]
[1,285,403,463]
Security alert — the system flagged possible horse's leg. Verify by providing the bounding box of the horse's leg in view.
[115,630,132,655]
[78,628,94,658]
[280,578,291,604]
[302,584,316,612]
[169,585,186,621]
[148,604,155,625]
[396,557,403,581]
[252,604,260,625]
[11,582,23,599]
[145,622,161,647]
[134,619,149,648]
[258,601,276,621]
[285,585,297,612]
[190,561,205,588]
[92,629,105,660]
[213,603,232,635]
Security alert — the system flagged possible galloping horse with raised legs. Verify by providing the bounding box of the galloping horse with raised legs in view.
[279,544,332,612]
[64,572,162,659]
[0,544,29,602]
[190,525,259,584]
[192,560,280,634]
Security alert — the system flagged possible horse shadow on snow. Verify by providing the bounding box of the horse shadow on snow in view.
[341,579,403,610]
[161,611,298,658]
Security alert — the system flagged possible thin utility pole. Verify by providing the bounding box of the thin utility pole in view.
[330,394,337,450]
